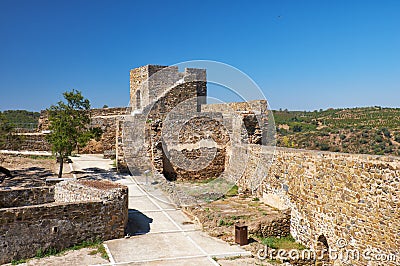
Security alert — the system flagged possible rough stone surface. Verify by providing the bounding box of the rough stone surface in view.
[248,209,291,238]
[0,186,54,208]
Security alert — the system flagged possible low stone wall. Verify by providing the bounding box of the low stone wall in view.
[238,147,400,266]
[0,186,54,208]
[0,180,128,264]
[249,209,291,238]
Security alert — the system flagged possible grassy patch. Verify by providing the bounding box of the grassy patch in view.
[225,185,238,197]
[35,247,58,258]
[28,154,55,160]
[11,259,28,265]
[218,219,234,227]
[261,235,306,250]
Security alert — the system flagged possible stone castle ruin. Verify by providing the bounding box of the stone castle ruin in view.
[6,64,399,265]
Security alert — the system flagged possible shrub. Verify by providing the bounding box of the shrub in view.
[320,143,330,151]
[382,128,391,138]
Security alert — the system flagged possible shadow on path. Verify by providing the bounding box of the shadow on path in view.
[125,209,153,236]
[0,167,54,188]
[77,167,124,182]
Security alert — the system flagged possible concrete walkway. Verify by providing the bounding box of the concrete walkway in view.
[69,154,115,172]
[70,155,250,266]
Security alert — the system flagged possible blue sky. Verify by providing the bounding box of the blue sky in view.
[0,0,399,111]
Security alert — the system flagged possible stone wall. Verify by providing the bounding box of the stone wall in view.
[2,133,51,151]
[161,114,230,181]
[0,186,54,208]
[36,107,129,156]
[238,147,400,265]
[201,100,271,145]
[249,209,291,238]
[0,180,128,264]
[122,66,209,177]
[129,65,206,112]
[88,108,128,157]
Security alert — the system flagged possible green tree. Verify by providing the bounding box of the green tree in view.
[46,90,91,178]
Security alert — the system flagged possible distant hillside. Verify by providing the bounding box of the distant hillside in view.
[274,107,400,156]
[0,110,40,129]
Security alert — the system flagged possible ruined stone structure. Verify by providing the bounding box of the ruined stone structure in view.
[120,65,273,183]
[0,180,128,264]
[22,64,400,264]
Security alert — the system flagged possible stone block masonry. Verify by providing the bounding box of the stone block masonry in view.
[237,146,400,266]
[0,179,128,264]
[0,186,54,208]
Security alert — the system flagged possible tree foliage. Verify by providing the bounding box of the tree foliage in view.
[47,90,92,178]
[0,113,12,148]
[1,110,40,128]
[274,107,400,156]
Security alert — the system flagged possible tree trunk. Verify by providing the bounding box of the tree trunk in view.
[58,155,64,178]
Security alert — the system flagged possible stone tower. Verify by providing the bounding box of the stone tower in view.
[129,65,207,112]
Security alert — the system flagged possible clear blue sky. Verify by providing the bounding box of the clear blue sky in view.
[0,0,399,111]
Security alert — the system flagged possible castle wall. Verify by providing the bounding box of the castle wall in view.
[201,100,271,145]
[122,65,208,177]
[237,147,400,265]
[0,180,128,264]
[129,65,207,112]
[34,107,129,156]
[161,113,230,181]
[122,80,208,176]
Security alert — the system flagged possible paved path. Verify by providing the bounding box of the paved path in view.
[70,155,250,266]
[69,154,115,172]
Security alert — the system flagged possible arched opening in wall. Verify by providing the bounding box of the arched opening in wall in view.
[136,90,141,110]
[316,235,330,265]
